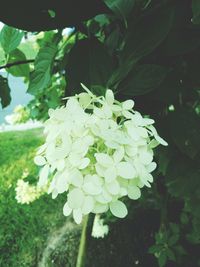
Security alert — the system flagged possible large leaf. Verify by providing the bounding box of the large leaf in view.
[123,5,175,62]
[166,155,200,198]
[120,64,168,96]
[28,43,57,95]
[7,49,30,78]
[104,0,135,19]
[0,25,24,54]
[65,38,114,94]
[192,0,200,24]
[19,41,38,59]
[108,5,174,87]
[169,109,200,159]
[0,75,11,108]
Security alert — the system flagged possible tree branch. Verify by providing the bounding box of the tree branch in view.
[0,59,35,70]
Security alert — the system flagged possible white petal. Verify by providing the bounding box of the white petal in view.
[69,169,83,187]
[104,167,117,183]
[105,89,114,105]
[34,155,46,166]
[79,158,90,169]
[73,209,83,224]
[57,159,65,171]
[52,189,58,199]
[93,203,109,213]
[68,188,84,209]
[83,182,102,195]
[36,144,47,155]
[95,163,106,177]
[117,162,136,179]
[113,147,124,163]
[106,181,120,195]
[82,196,94,214]
[146,162,157,172]
[56,174,69,193]
[78,92,91,108]
[139,151,153,165]
[95,153,113,167]
[127,185,141,200]
[110,200,128,218]
[155,135,168,146]
[63,202,72,216]
[122,99,134,110]
[38,165,49,187]
[142,118,155,126]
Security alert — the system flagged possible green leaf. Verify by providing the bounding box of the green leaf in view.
[28,43,57,95]
[166,156,200,198]
[120,64,168,96]
[7,49,30,78]
[192,0,200,24]
[123,5,175,62]
[168,234,179,246]
[104,0,135,19]
[166,248,176,261]
[0,76,11,108]
[108,5,174,87]
[19,41,38,59]
[65,38,114,94]
[158,252,167,267]
[0,25,24,54]
[169,109,200,159]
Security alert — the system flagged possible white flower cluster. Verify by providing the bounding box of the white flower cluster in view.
[5,105,30,125]
[34,86,167,224]
[91,214,109,238]
[15,179,43,204]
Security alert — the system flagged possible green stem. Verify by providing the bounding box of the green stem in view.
[76,215,89,267]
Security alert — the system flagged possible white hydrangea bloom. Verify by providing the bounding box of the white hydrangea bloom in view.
[34,86,167,224]
[15,179,43,204]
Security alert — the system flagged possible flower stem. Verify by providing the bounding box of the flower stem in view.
[76,215,89,267]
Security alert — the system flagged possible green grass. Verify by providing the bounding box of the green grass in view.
[0,128,66,267]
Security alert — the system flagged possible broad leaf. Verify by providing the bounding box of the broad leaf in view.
[65,38,114,94]
[169,109,200,159]
[104,0,135,19]
[120,64,168,96]
[0,25,24,54]
[166,155,200,199]
[28,43,57,95]
[108,5,174,87]
[0,75,11,108]
[7,49,30,78]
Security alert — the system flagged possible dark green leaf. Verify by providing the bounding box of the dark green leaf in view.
[158,252,167,267]
[7,49,30,78]
[166,248,176,261]
[120,64,168,96]
[169,109,200,158]
[0,25,24,54]
[104,0,135,19]
[108,5,174,87]
[192,0,200,24]
[122,5,175,63]
[166,156,200,198]
[0,76,11,108]
[168,235,179,246]
[65,38,114,94]
[28,43,57,95]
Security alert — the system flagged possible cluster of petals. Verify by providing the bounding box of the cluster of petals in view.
[34,86,167,224]
[15,179,42,204]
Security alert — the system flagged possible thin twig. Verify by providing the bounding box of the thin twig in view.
[0,59,34,70]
